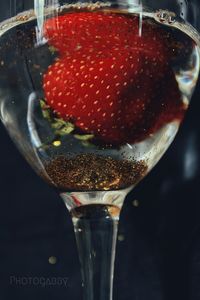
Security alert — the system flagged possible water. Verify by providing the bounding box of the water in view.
[0,3,199,198]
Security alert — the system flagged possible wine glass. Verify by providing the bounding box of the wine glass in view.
[0,0,199,299]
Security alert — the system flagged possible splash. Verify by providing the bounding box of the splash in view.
[34,0,59,45]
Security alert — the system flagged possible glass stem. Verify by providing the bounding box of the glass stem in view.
[71,204,120,300]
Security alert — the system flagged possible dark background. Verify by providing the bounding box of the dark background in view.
[0,1,200,300]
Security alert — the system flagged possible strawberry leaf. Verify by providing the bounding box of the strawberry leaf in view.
[49,45,57,54]
[81,141,96,148]
[40,98,96,147]
[55,123,75,136]
[74,134,94,141]
[40,99,51,118]
[51,118,70,129]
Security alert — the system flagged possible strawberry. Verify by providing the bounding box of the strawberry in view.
[43,12,186,146]
[44,12,172,62]
[44,12,189,62]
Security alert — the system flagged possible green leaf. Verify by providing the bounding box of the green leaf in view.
[40,99,52,120]
[54,118,68,125]
[51,119,67,129]
[55,123,75,136]
[40,99,96,147]
[74,134,94,141]
[81,141,96,148]
[40,99,50,109]
[42,109,51,120]
[40,99,45,106]
[49,46,57,53]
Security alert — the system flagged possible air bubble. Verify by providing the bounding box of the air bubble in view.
[156,10,176,25]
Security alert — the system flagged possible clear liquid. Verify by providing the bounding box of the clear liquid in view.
[0,3,199,193]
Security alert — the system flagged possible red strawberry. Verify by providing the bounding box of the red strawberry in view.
[44,12,173,62]
[43,12,186,146]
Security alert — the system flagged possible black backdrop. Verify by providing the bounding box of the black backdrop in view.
[0,2,200,300]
